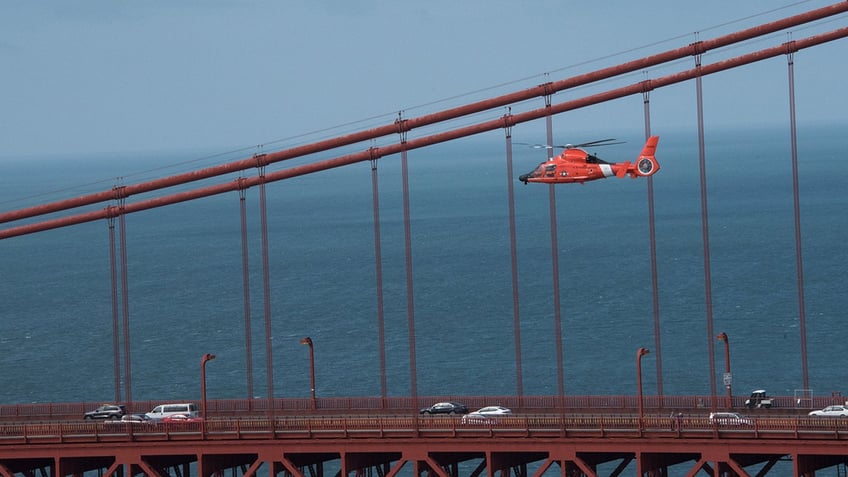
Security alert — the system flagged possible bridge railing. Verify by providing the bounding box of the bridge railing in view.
[2,414,848,446]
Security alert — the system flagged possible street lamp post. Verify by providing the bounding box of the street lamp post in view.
[300,337,316,408]
[636,347,650,430]
[200,353,216,420]
[717,332,732,408]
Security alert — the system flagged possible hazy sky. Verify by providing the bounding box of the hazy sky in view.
[2,0,846,159]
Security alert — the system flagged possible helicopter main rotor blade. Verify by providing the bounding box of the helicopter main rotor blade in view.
[566,138,624,148]
[516,138,625,150]
[514,142,554,149]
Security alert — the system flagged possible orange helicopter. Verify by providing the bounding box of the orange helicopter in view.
[518,136,660,184]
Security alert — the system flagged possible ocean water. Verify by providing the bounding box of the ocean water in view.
[0,123,846,407]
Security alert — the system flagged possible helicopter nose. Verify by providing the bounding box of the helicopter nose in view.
[518,173,529,183]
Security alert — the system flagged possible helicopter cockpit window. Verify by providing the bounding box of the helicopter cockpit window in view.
[586,154,609,164]
[544,164,556,172]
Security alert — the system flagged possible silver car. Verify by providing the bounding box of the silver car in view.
[461,406,512,424]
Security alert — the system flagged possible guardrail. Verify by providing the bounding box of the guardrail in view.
[1,414,848,445]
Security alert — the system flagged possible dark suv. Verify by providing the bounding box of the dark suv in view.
[83,404,127,420]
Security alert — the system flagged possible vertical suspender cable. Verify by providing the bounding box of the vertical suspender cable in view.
[694,46,718,407]
[503,111,524,398]
[369,150,388,401]
[239,184,255,402]
[108,213,122,404]
[544,84,566,402]
[119,204,133,405]
[397,113,418,399]
[642,83,664,398]
[257,157,275,409]
[786,44,809,390]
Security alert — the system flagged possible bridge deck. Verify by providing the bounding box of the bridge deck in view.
[1,415,847,476]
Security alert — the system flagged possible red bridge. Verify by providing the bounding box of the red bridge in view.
[1,3,848,476]
[2,395,848,476]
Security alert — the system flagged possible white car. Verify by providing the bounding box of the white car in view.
[809,405,848,417]
[145,403,200,421]
[708,412,753,426]
[461,406,512,424]
[473,406,512,416]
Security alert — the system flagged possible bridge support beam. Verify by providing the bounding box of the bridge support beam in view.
[533,456,597,477]
[683,454,751,477]
[6,441,848,477]
[794,453,848,476]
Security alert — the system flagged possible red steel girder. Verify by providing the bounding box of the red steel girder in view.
[0,2,846,227]
[3,437,848,477]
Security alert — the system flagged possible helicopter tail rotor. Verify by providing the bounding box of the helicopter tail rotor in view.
[631,136,660,177]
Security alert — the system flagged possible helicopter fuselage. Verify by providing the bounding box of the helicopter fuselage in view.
[519,136,660,185]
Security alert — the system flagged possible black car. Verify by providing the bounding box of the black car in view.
[83,404,127,420]
[419,401,469,415]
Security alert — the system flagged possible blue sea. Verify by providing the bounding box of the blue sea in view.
[0,123,846,409]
